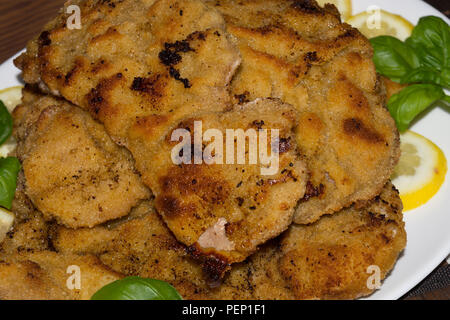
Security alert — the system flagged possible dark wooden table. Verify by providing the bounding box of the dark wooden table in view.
[0,0,449,300]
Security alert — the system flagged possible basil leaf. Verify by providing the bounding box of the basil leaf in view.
[401,67,445,87]
[388,84,445,132]
[0,101,13,146]
[443,95,450,104]
[91,277,183,300]
[405,16,450,72]
[0,157,21,210]
[370,36,420,82]
[442,66,450,88]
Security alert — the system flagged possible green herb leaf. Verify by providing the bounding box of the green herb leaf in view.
[0,101,13,146]
[401,67,445,86]
[388,84,445,132]
[443,95,450,104]
[370,36,420,82]
[91,277,183,300]
[0,157,21,210]
[406,16,450,70]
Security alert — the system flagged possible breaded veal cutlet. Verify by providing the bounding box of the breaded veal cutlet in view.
[1,0,406,299]
[50,181,405,300]
[206,0,401,224]
[12,88,309,279]
[14,0,311,273]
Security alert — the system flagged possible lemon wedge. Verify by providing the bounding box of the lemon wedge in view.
[347,9,414,41]
[316,0,352,21]
[391,131,447,211]
[0,208,14,242]
[0,86,22,158]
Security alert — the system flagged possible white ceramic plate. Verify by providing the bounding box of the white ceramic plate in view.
[0,0,449,300]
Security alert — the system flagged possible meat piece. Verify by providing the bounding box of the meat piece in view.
[146,98,307,272]
[277,181,406,299]
[54,182,406,300]
[207,181,406,300]
[14,0,240,150]
[0,251,121,300]
[205,0,400,224]
[54,200,211,298]
[56,98,308,279]
[13,88,150,228]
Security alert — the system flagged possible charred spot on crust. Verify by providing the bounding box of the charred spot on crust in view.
[235,91,250,104]
[159,47,182,66]
[64,59,85,85]
[159,40,194,66]
[158,33,208,89]
[90,59,111,74]
[156,195,196,219]
[131,75,164,94]
[343,118,384,143]
[85,76,122,115]
[87,87,104,114]
[159,166,230,205]
[337,28,359,40]
[254,25,275,35]
[252,120,265,130]
[279,137,292,153]
[302,182,325,201]
[304,51,318,62]
[367,212,386,228]
[100,0,117,8]
[169,67,191,88]
[38,31,51,47]
[186,245,230,285]
[291,0,322,14]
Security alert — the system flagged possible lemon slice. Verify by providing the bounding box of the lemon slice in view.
[316,0,352,21]
[0,86,23,113]
[391,131,447,211]
[0,208,14,243]
[347,9,414,41]
[0,86,22,158]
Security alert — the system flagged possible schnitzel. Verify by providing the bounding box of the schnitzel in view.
[15,0,240,147]
[52,181,405,300]
[14,0,309,270]
[0,176,121,300]
[13,88,150,228]
[14,0,243,252]
[146,98,307,274]
[0,252,120,300]
[13,89,308,279]
[206,0,401,224]
[206,181,406,300]
[3,0,406,299]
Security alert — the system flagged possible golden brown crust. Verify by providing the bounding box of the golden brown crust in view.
[146,99,307,270]
[279,182,406,299]
[13,88,150,228]
[0,178,121,301]
[206,0,400,224]
[53,182,405,300]
[7,0,407,299]
[0,251,121,300]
